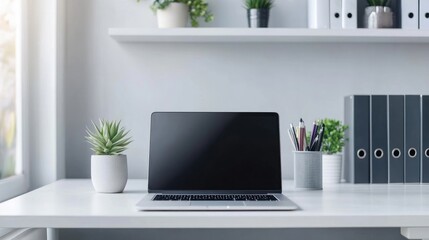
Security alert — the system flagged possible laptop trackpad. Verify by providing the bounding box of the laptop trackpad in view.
[191,201,245,207]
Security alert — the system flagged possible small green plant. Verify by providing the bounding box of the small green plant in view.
[137,0,214,27]
[367,0,389,6]
[320,118,348,155]
[244,0,274,9]
[86,120,132,155]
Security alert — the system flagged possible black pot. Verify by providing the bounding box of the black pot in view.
[247,9,270,28]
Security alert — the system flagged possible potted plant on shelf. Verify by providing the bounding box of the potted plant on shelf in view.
[138,0,214,28]
[244,0,274,28]
[364,0,394,28]
[86,120,132,193]
[320,119,348,185]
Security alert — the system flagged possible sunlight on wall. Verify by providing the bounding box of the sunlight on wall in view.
[0,0,17,179]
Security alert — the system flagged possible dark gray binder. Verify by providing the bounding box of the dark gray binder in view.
[388,95,405,183]
[405,95,421,183]
[422,96,429,183]
[344,95,370,183]
[371,95,388,183]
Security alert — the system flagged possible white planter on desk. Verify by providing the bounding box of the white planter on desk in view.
[157,3,189,28]
[322,154,342,185]
[91,155,128,193]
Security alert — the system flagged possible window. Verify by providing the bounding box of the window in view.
[0,0,18,180]
[0,0,27,201]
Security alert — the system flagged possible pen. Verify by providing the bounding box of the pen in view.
[310,135,319,151]
[288,129,299,151]
[317,124,325,151]
[309,122,318,148]
[289,124,299,151]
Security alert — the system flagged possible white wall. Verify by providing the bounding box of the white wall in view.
[64,0,429,180]
[62,0,428,239]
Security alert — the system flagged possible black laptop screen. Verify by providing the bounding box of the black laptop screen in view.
[148,112,282,193]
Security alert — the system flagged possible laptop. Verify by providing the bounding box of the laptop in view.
[136,112,298,211]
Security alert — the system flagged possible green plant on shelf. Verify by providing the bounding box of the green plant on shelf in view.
[367,0,389,7]
[86,120,132,155]
[320,118,348,155]
[137,0,214,27]
[244,0,274,10]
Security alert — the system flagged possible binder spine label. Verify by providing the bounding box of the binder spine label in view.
[401,0,419,29]
[420,0,429,29]
[354,96,370,183]
[388,95,405,183]
[371,96,388,183]
[330,0,342,29]
[342,0,357,28]
[405,95,421,183]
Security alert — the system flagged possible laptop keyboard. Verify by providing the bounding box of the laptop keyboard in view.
[153,194,278,201]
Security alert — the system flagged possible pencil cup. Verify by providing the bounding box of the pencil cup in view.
[294,151,323,190]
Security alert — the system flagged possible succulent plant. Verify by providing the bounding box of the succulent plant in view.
[244,0,274,10]
[367,0,389,7]
[86,120,132,155]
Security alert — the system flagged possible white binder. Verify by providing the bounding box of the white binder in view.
[308,0,330,29]
[330,0,342,29]
[420,0,429,29]
[402,0,419,29]
[342,0,357,28]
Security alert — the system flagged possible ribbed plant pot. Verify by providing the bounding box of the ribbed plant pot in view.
[364,6,394,28]
[322,154,342,186]
[157,2,189,28]
[247,9,270,28]
[91,155,128,193]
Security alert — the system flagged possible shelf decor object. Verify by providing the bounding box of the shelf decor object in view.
[245,0,274,28]
[364,0,394,28]
[143,0,214,28]
[86,120,132,193]
[155,2,189,28]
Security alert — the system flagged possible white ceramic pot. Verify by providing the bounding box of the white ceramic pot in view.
[157,2,189,28]
[364,6,394,28]
[322,154,342,186]
[91,155,128,193]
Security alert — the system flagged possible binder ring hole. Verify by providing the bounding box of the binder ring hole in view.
[335,13,340,18]
[374,149,384,159]
[347,13,353,18]
[392,148,401,159]
[426,13,429,18]
[408,148,417,158]
[408,12,414,18]
[357,149,366,159]
[425,148,429,158]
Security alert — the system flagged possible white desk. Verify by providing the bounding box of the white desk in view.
[0,180,429,239]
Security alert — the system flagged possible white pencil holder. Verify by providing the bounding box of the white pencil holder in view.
[294,151,323,190]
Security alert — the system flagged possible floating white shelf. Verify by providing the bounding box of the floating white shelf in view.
[108,28,429,43]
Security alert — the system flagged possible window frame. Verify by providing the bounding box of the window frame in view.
[0,0,30,202]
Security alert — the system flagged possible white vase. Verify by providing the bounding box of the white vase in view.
[91,155,128,193]
[156,2,189,28]
[322,154,342,186]
[364,6,394,28]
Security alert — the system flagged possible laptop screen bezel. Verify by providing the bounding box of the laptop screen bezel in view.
[147,112,283,194]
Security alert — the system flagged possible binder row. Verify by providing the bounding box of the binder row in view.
[402,0,429,29]
[308,0,429,29]
[308,0,357,29]
[344,95,429,184]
